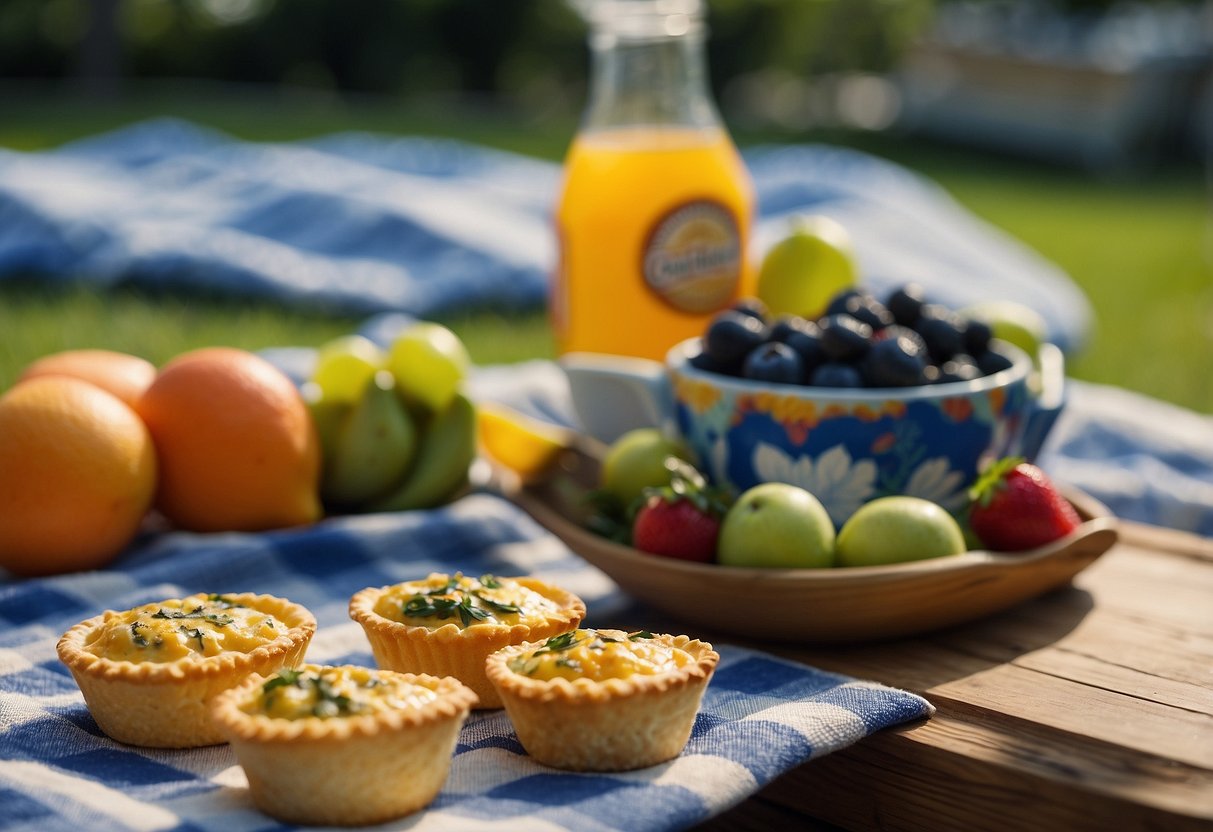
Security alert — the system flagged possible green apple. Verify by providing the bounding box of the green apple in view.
[756,215,859,320]
[836,496,966,567]
[959,300,1048,359]
[717,483,835,569]
[600,428,691,506]
[386,322,470,413]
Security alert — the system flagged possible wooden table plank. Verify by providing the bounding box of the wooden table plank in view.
[758,716,1213,832]
[698,523,1213,831]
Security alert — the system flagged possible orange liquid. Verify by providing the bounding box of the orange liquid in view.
[552,127,754,361]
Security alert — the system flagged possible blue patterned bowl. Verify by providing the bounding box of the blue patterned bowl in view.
[563,338,1064,528]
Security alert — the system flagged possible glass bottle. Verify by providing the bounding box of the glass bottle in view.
[552,0,754,361]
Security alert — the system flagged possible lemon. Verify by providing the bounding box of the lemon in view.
[756,215,859,319]
[311,335,385,404]
[478,403,569,482]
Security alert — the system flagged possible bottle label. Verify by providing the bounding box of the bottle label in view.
[641,200,742,314]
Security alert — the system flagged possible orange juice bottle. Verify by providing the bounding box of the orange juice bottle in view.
[552,0,754,361]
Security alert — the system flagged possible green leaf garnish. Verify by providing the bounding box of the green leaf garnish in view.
[424,576,461,596]
[403,595,455,618]
[130,621,150,647]
[457,595,491,627]
[403,593,492,627]
[628,630,655,641]
[262,668,303,694]
[479,574,503,589]
[534,631,582,655]
[179,626,207,650]
[508,656,540,676]
[473,592,521,615]
[150,605,234,626]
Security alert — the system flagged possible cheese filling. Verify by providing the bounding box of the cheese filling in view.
[375,572,561,630]
[83,594,282,663]
[508,628,693,682]
[241,665,439,720]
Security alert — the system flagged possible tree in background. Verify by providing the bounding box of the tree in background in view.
[0,0,935,104]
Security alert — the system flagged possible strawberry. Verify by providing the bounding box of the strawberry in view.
[631,463,728,562]
[968,457,1082,551]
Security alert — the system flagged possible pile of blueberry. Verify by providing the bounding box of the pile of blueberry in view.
[691,284,1016,388]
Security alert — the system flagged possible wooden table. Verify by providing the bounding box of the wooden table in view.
[699,522,1213,831]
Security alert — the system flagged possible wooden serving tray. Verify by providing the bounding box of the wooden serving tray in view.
[494,437,1120,643]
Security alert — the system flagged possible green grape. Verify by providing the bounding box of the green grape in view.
[386,322,470,413]
[310,335,385,403]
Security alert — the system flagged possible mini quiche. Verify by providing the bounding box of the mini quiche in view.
[349,572,585,709]
[56,592,315,748]
[485,627,719,771]
[211,664,476,826]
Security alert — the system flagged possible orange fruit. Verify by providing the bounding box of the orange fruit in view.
[0,376,157,576]
[134,347,322,532]
[18,349,157,408]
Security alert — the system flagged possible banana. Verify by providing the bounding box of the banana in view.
[364,391,476,513]
[322,371,419,508]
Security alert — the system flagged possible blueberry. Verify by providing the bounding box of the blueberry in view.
[843,294,894,332]
[768,315,810,343]
[771,317,826,376]
[742,342,803,385]
[873,324,927,356]
[704,310,768,370]
[809,362,865,388]
[937,354,982,383]
[977,347,1014,376]
[819,314,872,361]
[861,334,928,387]
[963,318,993,356]
[825,289,865,317]
[732,297,769,325]
[689,350,731,375]
[886,283,927,327]
[913,304,966,363]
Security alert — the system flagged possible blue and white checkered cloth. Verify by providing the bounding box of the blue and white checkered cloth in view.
[0,492,933,832]
[0,118,1090,351]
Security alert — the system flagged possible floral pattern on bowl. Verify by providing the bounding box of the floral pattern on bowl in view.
[671,342,1037,527]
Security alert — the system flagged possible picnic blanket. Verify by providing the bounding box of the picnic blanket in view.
[0,118,1090,351]
[0,494,934,832]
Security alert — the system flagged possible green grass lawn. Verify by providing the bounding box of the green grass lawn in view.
[1,84,1209,413]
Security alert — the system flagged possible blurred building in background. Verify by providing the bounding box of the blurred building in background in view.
[1,0,1209,171]
[895,1,1212,171]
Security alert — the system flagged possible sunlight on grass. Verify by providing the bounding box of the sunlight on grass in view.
[0,283,554,392]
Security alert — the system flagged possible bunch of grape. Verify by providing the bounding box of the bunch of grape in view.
[306,323,476,513]
[693,284,1017,389]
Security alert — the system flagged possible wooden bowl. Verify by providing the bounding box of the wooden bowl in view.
[492,435,1119,644]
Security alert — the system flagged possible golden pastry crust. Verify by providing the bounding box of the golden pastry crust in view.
[485,628,719,772]
[349,573,585,709]
[210,665,477,826]
[56,592,315,748]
